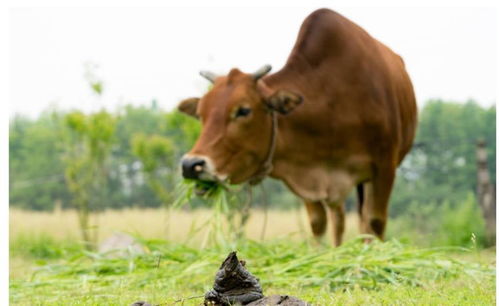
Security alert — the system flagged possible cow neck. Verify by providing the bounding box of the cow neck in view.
[248,110,278,185]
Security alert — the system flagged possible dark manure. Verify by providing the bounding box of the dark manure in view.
[204,252,309,306]
[204,251,264,305]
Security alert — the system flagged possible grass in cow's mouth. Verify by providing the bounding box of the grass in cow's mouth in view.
[194,180,221,196]
[173,179,224,201]
[173,179,250,247]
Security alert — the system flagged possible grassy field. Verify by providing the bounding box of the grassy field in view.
[10,208,496,305]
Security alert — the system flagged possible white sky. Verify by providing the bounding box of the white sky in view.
[8,6,498,118]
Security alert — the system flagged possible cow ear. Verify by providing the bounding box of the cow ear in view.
[265,90,303,114]
[178,97,200,119]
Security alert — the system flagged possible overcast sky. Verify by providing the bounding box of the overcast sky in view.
[9,6,497,118]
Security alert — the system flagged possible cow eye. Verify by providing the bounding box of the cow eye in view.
[235,107,252,118]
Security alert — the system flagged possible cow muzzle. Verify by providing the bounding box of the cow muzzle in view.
[180,155,226,182]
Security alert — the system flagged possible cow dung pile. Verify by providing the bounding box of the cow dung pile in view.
[204,251,309,306]
[131,251,309,306]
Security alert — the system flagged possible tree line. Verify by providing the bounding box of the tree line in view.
[9,99,496,217]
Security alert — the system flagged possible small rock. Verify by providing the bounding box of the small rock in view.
[98,232,144,258]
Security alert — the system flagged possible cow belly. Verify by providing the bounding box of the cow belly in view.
[281,166,355,203]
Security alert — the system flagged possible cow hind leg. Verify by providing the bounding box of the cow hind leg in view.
[359,182,375,237]
[356,183,365,232]
[328,202,345,247]
[304,201,327,237]
[359,166,396,240]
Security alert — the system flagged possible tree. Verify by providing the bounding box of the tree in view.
[9,111,70,210]
[62,110,116,250]
[390,100,496,216]
[131,133,175,205]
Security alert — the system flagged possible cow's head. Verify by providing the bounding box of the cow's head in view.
[178,65,302,186]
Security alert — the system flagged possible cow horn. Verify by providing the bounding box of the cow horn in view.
[252,65,272,80]
[199,70,218,83]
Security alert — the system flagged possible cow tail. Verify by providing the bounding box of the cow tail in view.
[356,183,364,216]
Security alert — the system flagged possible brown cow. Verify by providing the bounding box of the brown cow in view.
[177,8,417,246]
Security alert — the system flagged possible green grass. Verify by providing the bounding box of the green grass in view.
[10,232,82,260]
[10,184,496,305]
[10,237,495,305]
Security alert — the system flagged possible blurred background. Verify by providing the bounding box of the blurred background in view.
[9,6,496,253]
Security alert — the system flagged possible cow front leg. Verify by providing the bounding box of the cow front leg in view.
[328,202,345,247]
[304,200,327,238]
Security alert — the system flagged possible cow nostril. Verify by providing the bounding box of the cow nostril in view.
[182,158,206,179]
[192,160,205,172]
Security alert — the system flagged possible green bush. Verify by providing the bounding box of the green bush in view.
[387,193,487,248]
[437,194,487,247]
